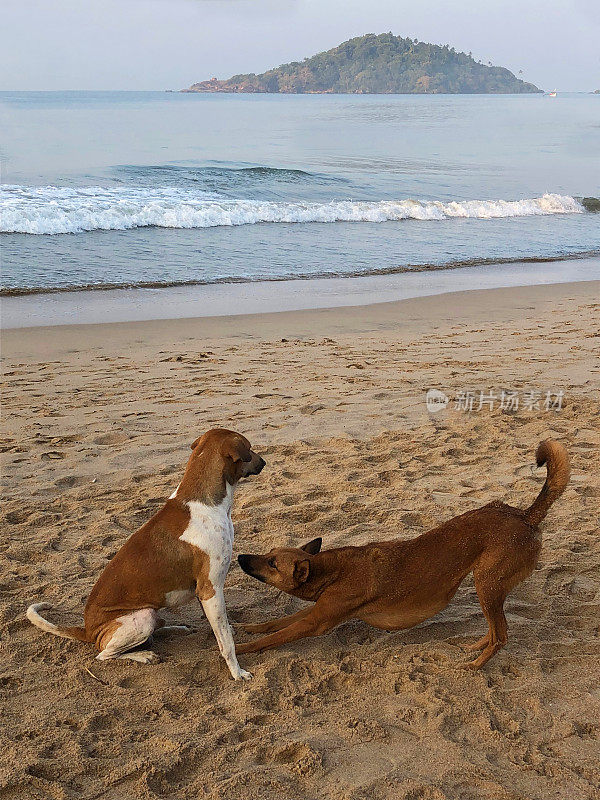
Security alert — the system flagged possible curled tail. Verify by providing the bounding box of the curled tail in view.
[26,603,89,642]
[523,440,570,527]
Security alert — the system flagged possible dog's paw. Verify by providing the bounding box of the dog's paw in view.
[123,650,161,664]
[154,625,195,637]
[232,668,253,681]
[459,660,480,671]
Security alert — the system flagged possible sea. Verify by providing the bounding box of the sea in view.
[1,91,599,299]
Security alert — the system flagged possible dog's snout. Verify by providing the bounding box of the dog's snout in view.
[256,456,266,472]
[238,554,252,572]
[238,553,267,583]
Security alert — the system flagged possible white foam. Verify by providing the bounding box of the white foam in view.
[0,185,585,235]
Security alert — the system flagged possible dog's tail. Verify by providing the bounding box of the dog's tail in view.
[26,603,89,642]
[523,440,570,527]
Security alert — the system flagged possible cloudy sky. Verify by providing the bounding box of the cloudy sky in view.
[2,0,599,91]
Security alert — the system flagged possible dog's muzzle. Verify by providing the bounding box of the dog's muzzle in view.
[237,554,266,582]
[238,554,253,573]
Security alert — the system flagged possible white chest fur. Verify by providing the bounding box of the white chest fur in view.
[178,484,235,588]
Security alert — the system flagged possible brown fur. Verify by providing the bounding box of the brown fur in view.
[237,440,569,669]
[28,429,265,654]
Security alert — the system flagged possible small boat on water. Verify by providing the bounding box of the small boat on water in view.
[549,91,557,97]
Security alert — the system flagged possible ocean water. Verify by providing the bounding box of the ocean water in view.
[0,91,598,294]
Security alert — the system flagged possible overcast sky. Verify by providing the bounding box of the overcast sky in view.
[2,0,599,92]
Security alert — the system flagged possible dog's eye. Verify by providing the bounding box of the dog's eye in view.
[267,558,277,570]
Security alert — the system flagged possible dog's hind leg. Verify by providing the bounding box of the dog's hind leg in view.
[465,581,508,670]
[466,545,539,668]
[466,633,490,652]
[243,606,313,635]
[96,609,159,663]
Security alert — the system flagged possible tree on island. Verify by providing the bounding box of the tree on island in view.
[184,33,542,94]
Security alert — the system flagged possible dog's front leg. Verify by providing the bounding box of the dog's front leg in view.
[243,606,314,634]
[200,588,252,680]
[236,606,344,655]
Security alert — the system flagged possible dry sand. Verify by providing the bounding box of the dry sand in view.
[1,281,599,800]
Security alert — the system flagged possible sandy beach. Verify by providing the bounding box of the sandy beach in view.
[2,280,599,800]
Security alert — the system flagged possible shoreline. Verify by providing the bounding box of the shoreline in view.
[3,249,599,297]
[2,255,599,329]
[3,279,599,363]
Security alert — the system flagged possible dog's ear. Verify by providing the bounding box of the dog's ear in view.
[300,537,322,555]
[223,437,252,463]
[190,435,203,450]
[293,559,310,585]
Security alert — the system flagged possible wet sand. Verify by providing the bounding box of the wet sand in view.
[3,255,600,328]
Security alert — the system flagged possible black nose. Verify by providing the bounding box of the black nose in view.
[257,457,266,472]
[238,554,251,572]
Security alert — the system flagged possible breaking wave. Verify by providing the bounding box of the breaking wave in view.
[0,185,589,235]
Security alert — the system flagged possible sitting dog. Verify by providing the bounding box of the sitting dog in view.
[27,428,265,679]
[237,440,568,669]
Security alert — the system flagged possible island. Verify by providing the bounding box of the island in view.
[183,33,542,95]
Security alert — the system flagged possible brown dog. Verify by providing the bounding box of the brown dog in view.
[28,429,265,679]
[237,440,569,669]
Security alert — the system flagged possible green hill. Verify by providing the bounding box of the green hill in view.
[184,33,541,94]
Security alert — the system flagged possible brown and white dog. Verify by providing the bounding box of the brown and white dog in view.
[27,429,265,679]
[237,440,569,670]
